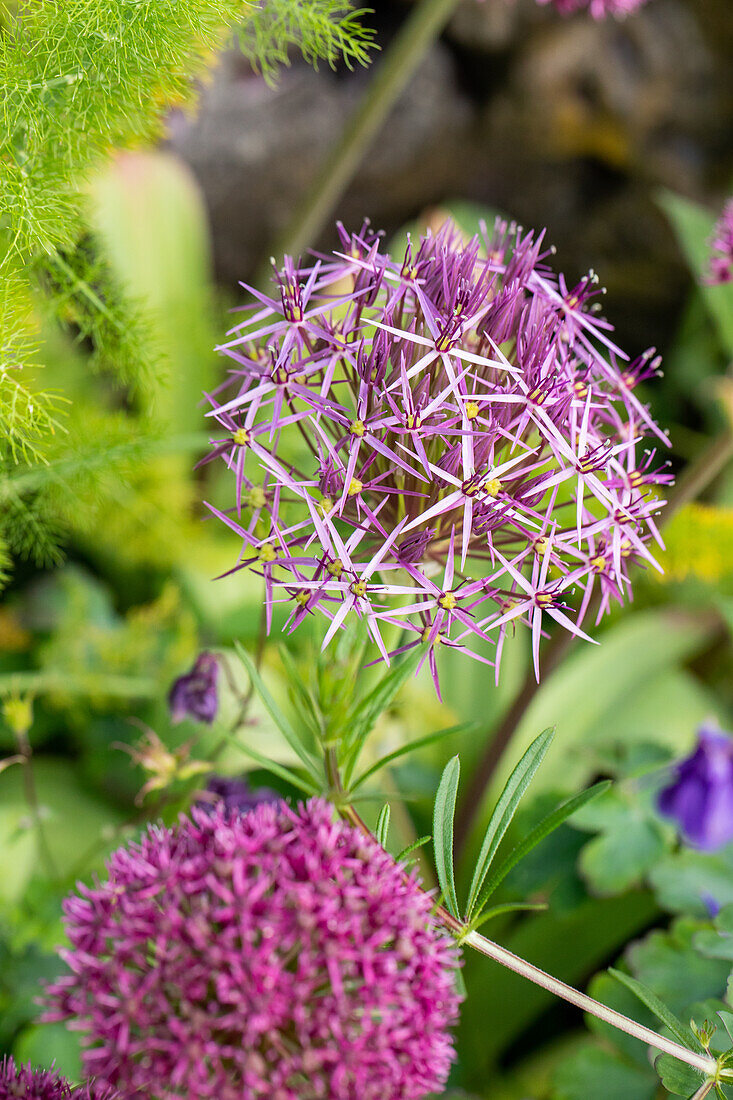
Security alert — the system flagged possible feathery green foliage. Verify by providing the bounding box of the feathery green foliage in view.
[0,0,373,587]
[238,0,375,81]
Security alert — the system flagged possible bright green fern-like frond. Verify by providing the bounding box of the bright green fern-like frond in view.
[0,255,68,463]
[39,243,163,401]
[238,0,375,81]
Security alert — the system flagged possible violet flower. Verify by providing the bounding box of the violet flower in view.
[203,218,669,694]
[704,199,733,286]
[657,727,733,851]
[537,0,649,16]
[46,799,462,1100]
[168,651,219,724]
[0,1056,118,1099]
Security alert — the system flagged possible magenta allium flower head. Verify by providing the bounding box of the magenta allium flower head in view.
[168,651,219,724]
[705,199,733,286]
[46,799,461,1100]
[537,0,648,16]
[657,727,733,852]
[202,218,669,693]
[0,1056,118,1100]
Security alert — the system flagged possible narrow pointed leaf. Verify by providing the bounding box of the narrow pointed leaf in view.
[396,835,431,862]
[472,780,610,918]
[221,735,319,795]
[375,803,391,847]
[466,727,554,919]
[610,969,701,1051]
[433,755,461,919]
[342,648,421,783]
[349,725,468,793]
[235,642,322,780]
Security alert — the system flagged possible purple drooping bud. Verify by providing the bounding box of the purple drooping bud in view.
[198,774,281,814]
[0,1056,118,1099]
[657,727,733,852]
[168,652,219,725]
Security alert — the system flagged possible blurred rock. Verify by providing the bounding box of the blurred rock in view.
[167,45,472,286]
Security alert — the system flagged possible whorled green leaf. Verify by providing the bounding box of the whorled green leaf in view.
[433,755,461,919]
[466,727,554,920]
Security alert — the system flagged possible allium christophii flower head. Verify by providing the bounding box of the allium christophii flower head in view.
[46,799,461,1100]
[537,0,648,16]
[168,651,219,724]
[705,199,733,286]
[203,218,669,693]
[657,727,733,852]
[0,1056,118,1100]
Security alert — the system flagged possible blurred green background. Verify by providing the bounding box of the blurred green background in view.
[1,0,733,1096]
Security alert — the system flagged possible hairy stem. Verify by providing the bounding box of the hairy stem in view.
[463,930,717,1077]
[454,427,733,850]
[260,0,462,274]
[339,785,716,1080]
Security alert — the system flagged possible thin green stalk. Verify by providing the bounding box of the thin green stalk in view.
[260,0,462,276]
[338,780,719,1083]
[463,929,717,1078]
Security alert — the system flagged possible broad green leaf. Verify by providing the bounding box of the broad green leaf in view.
[433,755,461,919]
[628,922,731,1017]
[466,728,554,919]
[472,780,610,918]
[348,724,467,793]
[578,791,670,896]
[609,968,700,1051]
[658,190,733,359]
[235,643,322,781]
[649,849,733,918]
[552,1044,656,1100]
[653,1054,707,1098]
[375,803,391,848]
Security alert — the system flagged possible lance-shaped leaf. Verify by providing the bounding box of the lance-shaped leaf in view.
[609,969,701,1051]
[433,755,461,919]
[342,648,421,784]
[348,724,467,794]
[466,727,554,919]
[471,780,610,920]
[235,642,323,782]
[375,803,391,848]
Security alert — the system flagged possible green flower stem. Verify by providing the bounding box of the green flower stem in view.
[462,929,717,1078]
[260,0,463,276]
[453,427,733,852]
[339,798,716,1081]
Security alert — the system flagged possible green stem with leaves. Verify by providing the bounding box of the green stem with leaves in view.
[262,0,462,273]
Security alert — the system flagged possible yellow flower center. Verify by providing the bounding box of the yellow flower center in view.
[347,478,363,497]
[465,400,480,420]
[258,543,277,563]
[438,592,457,611]
[484,478,502,498]
[232,428,250,446]
[350,419,365,438]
